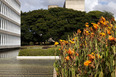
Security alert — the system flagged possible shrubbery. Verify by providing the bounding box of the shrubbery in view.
[54,17,116,77]
[19,46,60,56]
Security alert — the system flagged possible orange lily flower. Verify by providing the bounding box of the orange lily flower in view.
[108,36,115,41]
[77,29,81,34]
[88,54,95,60]
[84,60,91,66]
[67,48,74,55]
[92,23,98,30]
[65,56,70,61]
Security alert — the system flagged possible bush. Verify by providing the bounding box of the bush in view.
[35,42,39,45]
[55,17,116,77]
[19,46,60,56]
[29,42,34,45]
[21,42,29,46]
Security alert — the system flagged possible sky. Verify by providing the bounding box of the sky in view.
[20,0,116,17]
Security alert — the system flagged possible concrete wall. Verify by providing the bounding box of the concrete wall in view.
[65,0,85,11]
[0,0,21,49]
[48,5,59,9]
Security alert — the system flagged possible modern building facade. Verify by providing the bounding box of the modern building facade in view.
[0,0,20,49]
[64,0,85,11]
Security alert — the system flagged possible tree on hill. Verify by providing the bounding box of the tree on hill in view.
[21,8,114,45]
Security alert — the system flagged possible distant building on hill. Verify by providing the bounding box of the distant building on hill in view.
[0,0,21,49]
[64,0,85,11]
[48,5,59,9]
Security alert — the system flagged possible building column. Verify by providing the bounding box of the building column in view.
[0,34,1,46]
[1,34,2,46]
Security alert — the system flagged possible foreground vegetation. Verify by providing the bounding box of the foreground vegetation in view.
[54,17,116,77]
[21,8,113,45]
[19,45,60,56]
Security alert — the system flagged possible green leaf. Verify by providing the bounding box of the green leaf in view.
[99,71,103,77]
[111,70,115,77]
[76,74,80,77]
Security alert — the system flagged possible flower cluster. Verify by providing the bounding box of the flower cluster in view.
[54,17,116,77]
[84,52,101,67]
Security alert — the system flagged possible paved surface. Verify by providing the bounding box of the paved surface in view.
[0,58,55,77]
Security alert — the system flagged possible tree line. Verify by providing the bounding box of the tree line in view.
[21,7,113,45]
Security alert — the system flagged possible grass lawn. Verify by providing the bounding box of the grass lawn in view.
[19,45,60,56]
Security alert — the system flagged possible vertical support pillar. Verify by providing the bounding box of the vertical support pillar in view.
[3,34,4,46]
[1,34,2,46]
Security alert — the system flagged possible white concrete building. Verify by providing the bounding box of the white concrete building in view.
[0,0,20,49]
[64,0,85,11]
[48,5,59,9]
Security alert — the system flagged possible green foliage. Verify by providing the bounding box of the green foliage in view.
[21,8,114,45]
[29,42,34,45]
[19,45,60,56]
[85,11,103,23]
[102,11,114,21]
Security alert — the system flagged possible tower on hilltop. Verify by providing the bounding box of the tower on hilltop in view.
[64,0,85,11]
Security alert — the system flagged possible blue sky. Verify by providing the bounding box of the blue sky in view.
[20,0,116,18]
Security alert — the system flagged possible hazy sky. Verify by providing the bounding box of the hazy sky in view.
[20,0,116,17]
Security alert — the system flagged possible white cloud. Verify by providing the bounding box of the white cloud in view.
[94,1,116,18]
[48,0,65,6]
[84,0,116,18]
[20,0,116,18]
[20,0,65,12]
[85,0,98,12]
